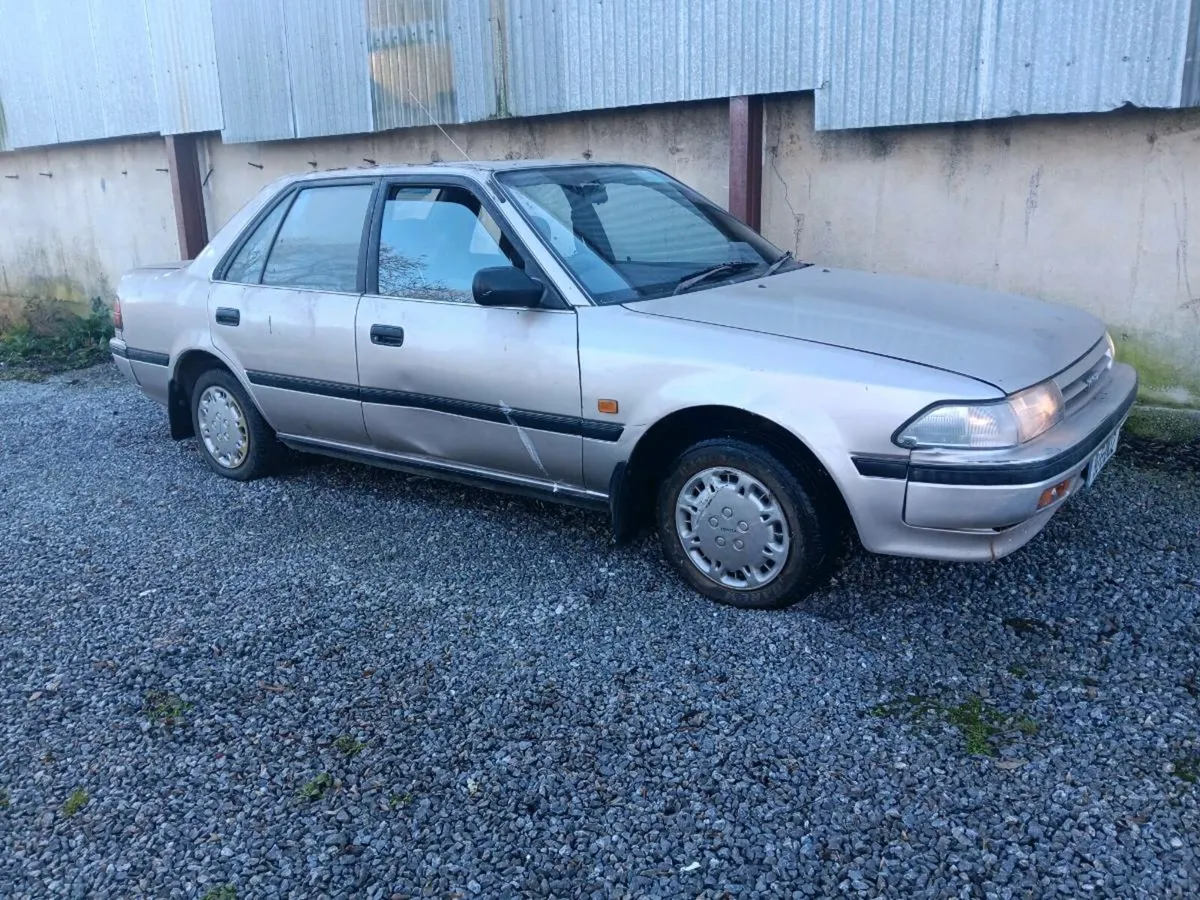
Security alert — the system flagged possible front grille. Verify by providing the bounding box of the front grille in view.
[1054,338,1113,416]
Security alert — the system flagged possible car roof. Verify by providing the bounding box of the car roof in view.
[287,158,637,183]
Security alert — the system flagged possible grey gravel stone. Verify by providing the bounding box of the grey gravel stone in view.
[0,363,1198,898]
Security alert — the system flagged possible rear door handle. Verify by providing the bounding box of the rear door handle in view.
[215,307,240,327]
[370,324,405,347]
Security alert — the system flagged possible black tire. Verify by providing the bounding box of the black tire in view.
[190,368,282,481]
[656,438,842,610]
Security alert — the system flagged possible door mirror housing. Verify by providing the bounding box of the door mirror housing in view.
[473,267,545,308]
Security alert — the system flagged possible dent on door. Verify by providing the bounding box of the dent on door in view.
[355,296,586,485]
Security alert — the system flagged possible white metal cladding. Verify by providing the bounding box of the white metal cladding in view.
[815,0,1195,130]
[0,0,58,149]
[145,0,224,136]
[817,0,989,130]
[556,0,823,111]
[37,0,106,144]
[211,0,296,143]
[447,0,499,124]
[368,0,460,130]
[286,0,374,138]
[501,0,822,119]
[90,0,159,138]
[3,0,1200,151]
[984,0,1191,117]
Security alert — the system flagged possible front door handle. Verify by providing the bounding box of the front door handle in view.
[370,324,405,347]
[215,307,240,327]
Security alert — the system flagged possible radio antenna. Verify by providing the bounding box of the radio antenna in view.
[407,89,471,162]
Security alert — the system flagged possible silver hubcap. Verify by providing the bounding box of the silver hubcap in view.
[197,386,249,468]
[674,466,791,590]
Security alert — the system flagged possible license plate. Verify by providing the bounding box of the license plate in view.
[1085,425,1121,488]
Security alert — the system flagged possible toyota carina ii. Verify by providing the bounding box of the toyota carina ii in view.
[108,161,1137,608]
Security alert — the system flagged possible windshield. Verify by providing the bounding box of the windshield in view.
[495,165,788,304]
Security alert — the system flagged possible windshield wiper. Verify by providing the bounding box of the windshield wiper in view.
[763,250,794,277]
[672,260,761,295]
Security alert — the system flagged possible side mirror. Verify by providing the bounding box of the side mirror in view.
[472,266,545,308]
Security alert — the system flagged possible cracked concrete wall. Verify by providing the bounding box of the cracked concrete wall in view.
[763,94,1200,410]
[0,136,177,317]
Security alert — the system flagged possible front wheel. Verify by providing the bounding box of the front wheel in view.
[656,439,842,609]
[190,368,281,481]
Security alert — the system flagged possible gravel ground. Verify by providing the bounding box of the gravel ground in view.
[1,363,1198,900]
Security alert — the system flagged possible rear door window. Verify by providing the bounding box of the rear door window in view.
[261,184,375,293]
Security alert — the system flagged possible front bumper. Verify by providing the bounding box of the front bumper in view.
[850,362,1138,561]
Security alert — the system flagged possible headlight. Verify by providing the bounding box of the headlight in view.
[895,381,1064,449]
[1104,331,1116,364]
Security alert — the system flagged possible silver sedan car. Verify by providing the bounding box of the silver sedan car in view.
[109,161,1137,609]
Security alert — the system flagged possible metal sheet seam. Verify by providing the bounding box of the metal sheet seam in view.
[976,0,1000,119]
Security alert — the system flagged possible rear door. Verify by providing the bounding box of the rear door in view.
[208,178,378,446]
[355,177,584,485]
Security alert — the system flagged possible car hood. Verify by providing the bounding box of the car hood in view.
[628,266,1105,393]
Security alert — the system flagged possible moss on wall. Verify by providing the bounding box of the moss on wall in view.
[1112,330,1200,411]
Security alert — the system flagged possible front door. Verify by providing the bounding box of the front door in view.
[208,179,377,446]
[355,179,583,486]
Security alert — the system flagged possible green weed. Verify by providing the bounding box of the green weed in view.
[333,736,366,758]
[0,297,114,381]
[297,772,333,802]
[869,692,1039,757]
[143,690,193,727]
[1173,756,1200,784]
[62,788,89,818]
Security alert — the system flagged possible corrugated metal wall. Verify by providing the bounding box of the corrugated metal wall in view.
[145,0,224,136]
[817,0,1195,129]
[1,0,1199,152]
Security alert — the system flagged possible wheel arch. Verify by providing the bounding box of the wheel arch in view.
[609,404,855,545]
[168,349,263,440]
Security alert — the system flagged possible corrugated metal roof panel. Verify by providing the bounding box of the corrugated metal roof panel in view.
[447,0,498,123]
[818,0,986,130]
[985,0,1190,117]
[211,0,295,142]
[368,0,459,131]
[37,0,106,144]
[90,0,159,138]
[145,0,225,135]
[544,0,822,116]
[0,0,57,149]
[816,0,1193,130]
[286,0,373,138]
[505,0,563,116]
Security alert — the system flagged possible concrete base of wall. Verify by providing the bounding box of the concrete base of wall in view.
[0,136,177,305]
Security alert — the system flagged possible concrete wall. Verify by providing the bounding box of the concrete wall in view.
[763,94,1200,409]
[200,101,730,236]
[3,91,1198,412]
[0,136,177,317]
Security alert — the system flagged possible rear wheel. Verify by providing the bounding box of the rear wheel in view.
[656,439,841,609]
[190,368,281,481]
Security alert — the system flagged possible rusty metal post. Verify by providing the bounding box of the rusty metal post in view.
[728,95,764,230]
[165,134,209,260]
